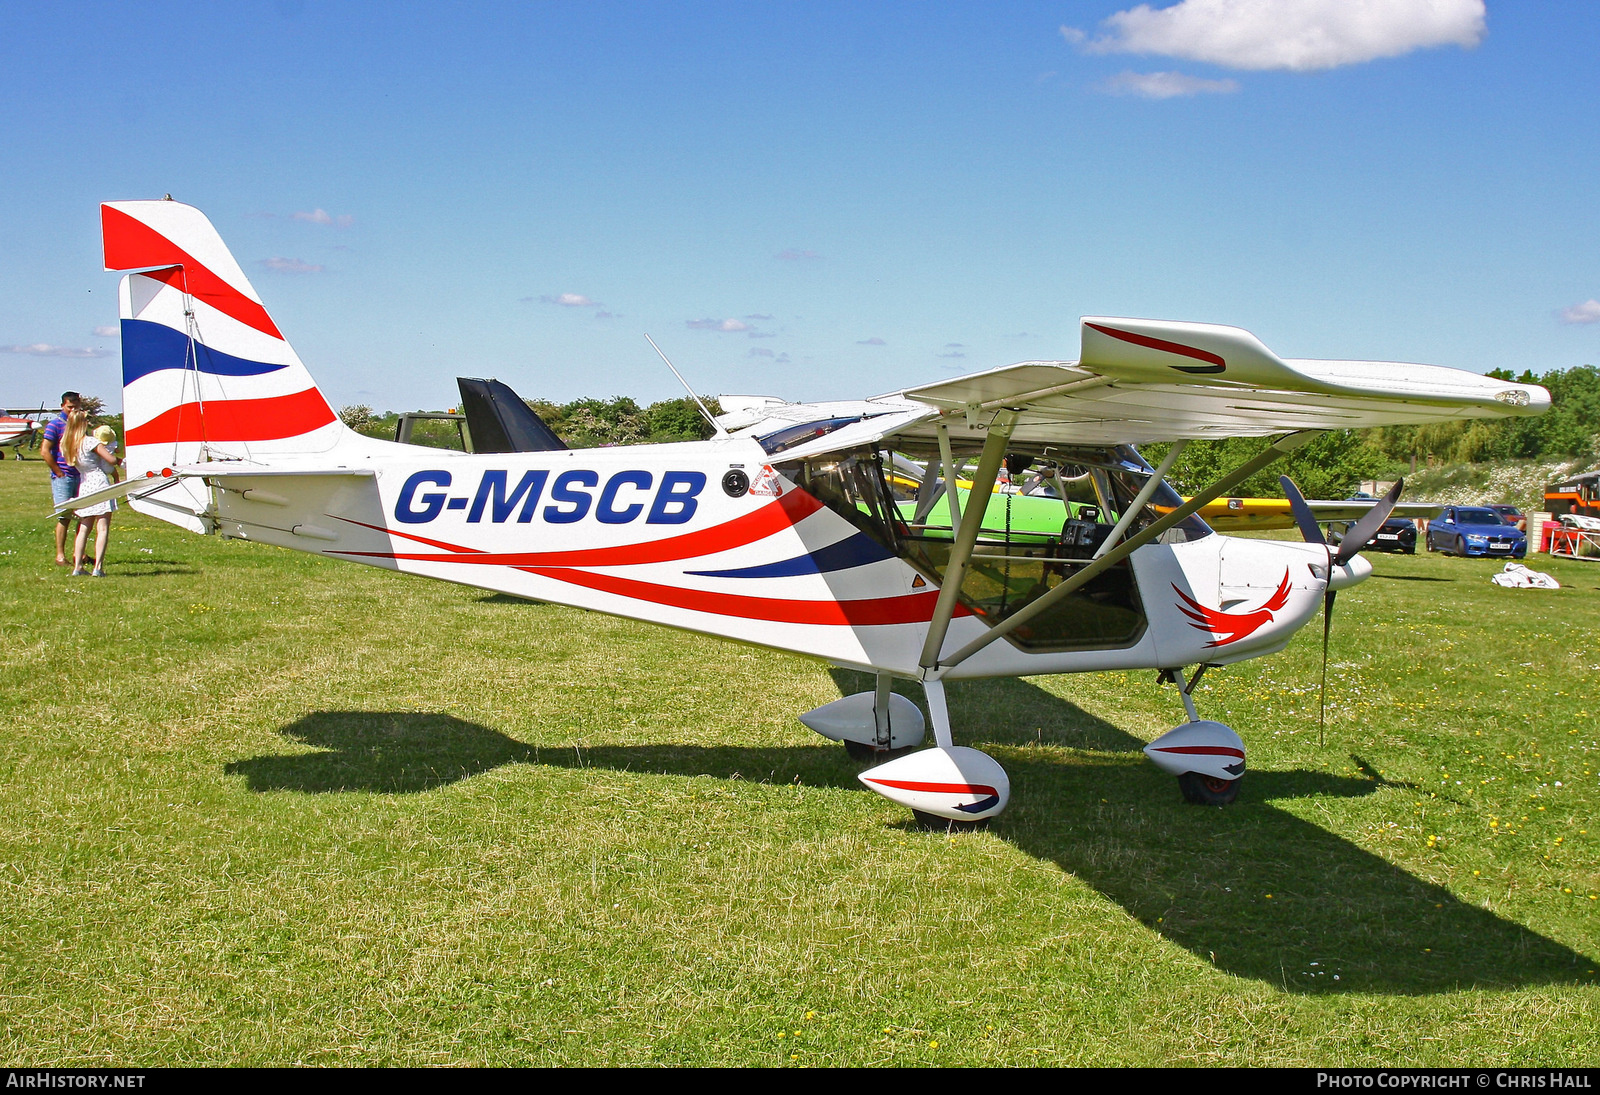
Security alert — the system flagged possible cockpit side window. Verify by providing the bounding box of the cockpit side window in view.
[774,444,1206,653]
[1092,446,1213,545]
[778,450,906,552]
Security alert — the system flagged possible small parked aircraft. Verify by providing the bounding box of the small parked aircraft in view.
[68,199,1550,824]
[1,408,50,459]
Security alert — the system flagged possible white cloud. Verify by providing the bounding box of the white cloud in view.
[1558,299,1600,325]
[1070,0,1486,73]
[93,325,119,338]
[748,347,776,358]
[686,318,750,332]
[745,313,774,320]
[292,208,354,228]
[857,337,886,346]
[260,257,324,274]
[2,343,109,358]
[777,249,821,261]
[1099,70,1240,98]
[541,292,601,307]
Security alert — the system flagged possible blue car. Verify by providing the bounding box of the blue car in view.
[1425,506,1528,558]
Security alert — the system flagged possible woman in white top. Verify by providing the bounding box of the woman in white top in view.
[61,414,121,577]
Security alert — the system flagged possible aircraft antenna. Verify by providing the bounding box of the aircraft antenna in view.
[644,333,728,438]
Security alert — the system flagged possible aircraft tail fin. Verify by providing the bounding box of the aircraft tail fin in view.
[102,200,346,483]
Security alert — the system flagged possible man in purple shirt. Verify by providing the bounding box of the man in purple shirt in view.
[40,391,82,566]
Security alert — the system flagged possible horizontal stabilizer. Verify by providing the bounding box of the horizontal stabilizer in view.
[54,464,375,517]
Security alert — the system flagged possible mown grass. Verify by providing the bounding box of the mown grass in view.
[0,457,1596,1066]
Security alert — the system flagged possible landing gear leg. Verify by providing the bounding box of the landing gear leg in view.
[843,673,903,760]
[910,678,993,830]
[1147,666,1245,805]
[923,676,954,749]
[855,677,1011,825]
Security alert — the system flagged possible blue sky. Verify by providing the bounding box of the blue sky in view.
[2,1,1596,414]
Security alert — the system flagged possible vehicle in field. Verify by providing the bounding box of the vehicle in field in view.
[1486,503,1526,530]
[1356,516,1417,554]
[1545,470,1600,521]
[1425,506,1528,558]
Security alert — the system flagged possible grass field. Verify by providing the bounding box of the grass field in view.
[1,456,1596,1066]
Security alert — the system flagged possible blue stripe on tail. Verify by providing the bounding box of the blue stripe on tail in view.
[122,319,289,386]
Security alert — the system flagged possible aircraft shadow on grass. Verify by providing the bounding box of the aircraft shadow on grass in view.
[476,593,547,605]
[100,559,198,578]
[233,674,1595,997]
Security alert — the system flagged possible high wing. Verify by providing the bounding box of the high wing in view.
[901,316,1547,447]
[721,316,1548,455]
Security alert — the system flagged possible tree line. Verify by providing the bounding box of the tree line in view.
[339,395,722,450]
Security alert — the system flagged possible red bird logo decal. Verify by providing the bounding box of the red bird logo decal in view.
[1172,569,1292,647]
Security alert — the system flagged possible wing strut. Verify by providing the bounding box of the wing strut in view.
[918,410,1019,671]
[929,430,1322,674]
[935,420,963,530]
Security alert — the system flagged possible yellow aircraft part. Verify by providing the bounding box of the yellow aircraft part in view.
[1192,498,1299,532]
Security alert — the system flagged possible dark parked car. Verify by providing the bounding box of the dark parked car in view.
[1365,516,1417,554]
[1327,493,1415,553]
[1425,506,1527,558]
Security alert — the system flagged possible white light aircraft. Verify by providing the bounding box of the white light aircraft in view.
[2,408,50,460]
[67,199,1550,825]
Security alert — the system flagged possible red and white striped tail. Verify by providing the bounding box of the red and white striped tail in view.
[103,200,346,483]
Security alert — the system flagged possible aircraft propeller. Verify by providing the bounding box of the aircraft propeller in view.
[1279,475,1405,743]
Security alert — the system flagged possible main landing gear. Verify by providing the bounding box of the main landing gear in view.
[799,673,1010,826]
[800,666,1248,822]
[798,672,927,757]
[1146,666,1246,806]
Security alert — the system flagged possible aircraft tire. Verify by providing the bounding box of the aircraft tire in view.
[844,739,879,761]
[912,809,991,833]
[844,740,917,763]
[1178,771,1241,806]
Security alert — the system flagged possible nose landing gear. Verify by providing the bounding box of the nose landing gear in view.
[1146,666,1245,806]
